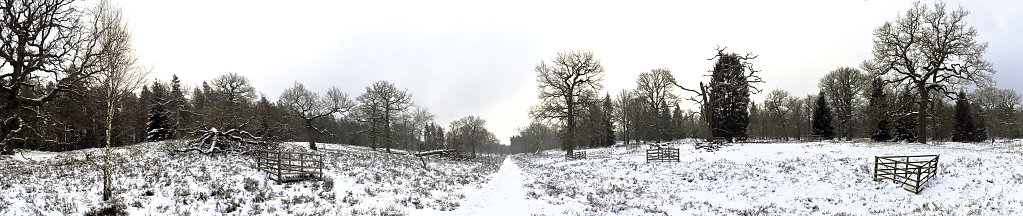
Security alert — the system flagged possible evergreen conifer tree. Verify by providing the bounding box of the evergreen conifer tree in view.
[145,82,171,141]
[972,102,988,142]
[868,78,892,141]
[812,92,836,139]
[952,92,976,142]
[707,51,755,141]
[893,91,918,142]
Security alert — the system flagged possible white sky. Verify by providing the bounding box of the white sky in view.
[117,0,1023,144]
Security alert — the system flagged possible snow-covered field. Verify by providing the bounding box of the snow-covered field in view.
[3,139,1022,215]
[0,141,500,215]
[513,140,1023,215]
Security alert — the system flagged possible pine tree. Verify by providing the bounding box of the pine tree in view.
[672,104,686,139]
[167,75,187,138]
[951,92,976,142]
[707,51,754,141]
[602,94,615,146]
[893,91,918,142]
[145,81,171,141]
[972,103,988,142]
[658,101,671,141]
[868,78,892,141]
[812,92,835,139]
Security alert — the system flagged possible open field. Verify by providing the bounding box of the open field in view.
[0,141,500,215]
[3,139,1022,215]
[513,140,1023,215]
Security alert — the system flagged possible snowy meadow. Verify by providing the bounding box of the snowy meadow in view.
[0,141,500,215]
[2,140,1022,215]
[513,140,1023,215]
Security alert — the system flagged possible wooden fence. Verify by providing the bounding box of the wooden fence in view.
[646,147,679,162]
[799,135,824,141]
[695,142,723,152]
[566,151,586,160]
[255,149,324,184]
[874,155,939,194]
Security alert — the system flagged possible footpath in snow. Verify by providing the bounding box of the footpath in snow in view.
[458,156,530,216]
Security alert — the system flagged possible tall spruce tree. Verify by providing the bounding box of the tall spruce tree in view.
[893,91,918,142]
[145,81,171,141]
[706,50,758,141]
[602,94,615,146]
[167,75,187,138]
[812,92,836,139]
[973,108,988,142]
[868,78,892,141]
[952,92,976,142]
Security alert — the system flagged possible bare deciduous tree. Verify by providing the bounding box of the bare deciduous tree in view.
[358,81,412,153]
[530,50,605,155]
[447,115,490,157]
[613,90,635,145]
[635,68,678,140]
[866,2,994,143]
[971,87,1022,140]
[764,89,792,140]
[278,82,355,150]
[89,0,150,201]
[0,0,106,154]
[819,67,866,141]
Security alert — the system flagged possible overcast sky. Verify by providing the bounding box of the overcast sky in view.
[117,0,1022,144]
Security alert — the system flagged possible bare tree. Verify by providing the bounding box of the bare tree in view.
[0,0,106,154]
[211,72,257,105]
[530,50,605,155]
[764,89,792,140]
[866,2,994,143]
[278,82,355,150]
[90,0,149,201]
[635,68,678,140]
[409,107,435,151]
[448,115,490,157]
[358,81,412,153]
[971,87,1022,140]
[819,67,867,140]
[636,69,678,110]
[613,90,635,145]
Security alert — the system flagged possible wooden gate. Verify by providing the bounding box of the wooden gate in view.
[874,155,939,194]
[255,149,325,184]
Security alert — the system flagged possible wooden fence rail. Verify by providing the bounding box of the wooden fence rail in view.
[255,149,324,184]
[566,151,586,160]
[646,147,679,162]
[874,155,939,194]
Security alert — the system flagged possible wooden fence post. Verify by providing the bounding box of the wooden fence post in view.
[873,156,878,180]
[276,150,282,185]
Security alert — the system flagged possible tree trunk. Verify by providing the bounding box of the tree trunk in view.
[916,83,929,144]
[566,94,575,155]
[103,85,115,201]
[385,108,392,153]
[0,117,16,155]
[305,120,318,150]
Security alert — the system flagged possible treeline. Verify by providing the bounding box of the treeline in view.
[5,70,508,156]
[510,2,1022,154]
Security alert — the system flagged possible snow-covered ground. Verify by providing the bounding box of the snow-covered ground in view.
[3,139,1021,215]
[0,141,500,215]
[513,140,1023,215]
[456,157,532,216]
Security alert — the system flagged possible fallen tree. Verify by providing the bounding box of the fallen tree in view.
[173,120,272,155]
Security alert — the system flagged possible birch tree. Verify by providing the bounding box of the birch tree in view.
[92,0,149,201]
